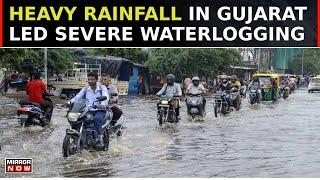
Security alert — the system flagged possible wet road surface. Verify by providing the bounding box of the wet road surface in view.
[1,89,320,177]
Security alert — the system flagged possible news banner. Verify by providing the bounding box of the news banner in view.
[0,0,319,47]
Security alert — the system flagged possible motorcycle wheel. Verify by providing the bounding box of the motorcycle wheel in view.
[41,118,49,127]
[158,111,164,126]
[62,134,79,157]
[214,105,218,117]
[103,131,110,151]
[250,97,256,105]
[221,103,229,115]
[116,130,122,137]
[19,119,26,128]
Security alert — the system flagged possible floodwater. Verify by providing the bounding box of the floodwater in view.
[1,89,320,177]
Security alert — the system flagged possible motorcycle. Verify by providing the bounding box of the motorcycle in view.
[62,96,112,157]
[280,85,289,99]
[288,80,296,94]
[240,85,247,98]
[108,103,124,137]
[157,95,180,126]
[17,94,53,127]
[229,87,241,110]
[248,86,260,105]
[186,93,205,119]
[213,91,229,117]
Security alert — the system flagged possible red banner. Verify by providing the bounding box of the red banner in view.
[318,0,320,46]
[0,0,2,47]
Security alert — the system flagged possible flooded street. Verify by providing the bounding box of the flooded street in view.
[1,88,320,177]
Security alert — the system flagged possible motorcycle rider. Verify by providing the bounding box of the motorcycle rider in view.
[68,72,109,149]
[186,76,206,115]
[240,79,248,98]
[248,76,262,103]
[230,75,241,90]
[281,78,289,86]
[229,75,241,110]
[156,74,182,120]
[280,77,290,96]
[216,75,232,110]
[25,72,53,124]
[100,73,123,126]
[271,78,277,101]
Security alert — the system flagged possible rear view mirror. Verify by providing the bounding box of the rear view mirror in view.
[96,96,108,101]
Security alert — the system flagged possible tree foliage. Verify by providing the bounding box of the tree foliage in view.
[289,49,320,76]
[0,49,74,75]
[146,48,243,80]
[85,48,149,64]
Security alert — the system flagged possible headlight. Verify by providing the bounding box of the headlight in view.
[67,112,81,122]
[161,100,169,105]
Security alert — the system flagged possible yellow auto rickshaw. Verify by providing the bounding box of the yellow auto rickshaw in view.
[252,73,280,101]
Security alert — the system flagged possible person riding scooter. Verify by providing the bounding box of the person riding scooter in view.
[229,75,241,110]
[186,76,206,116]
[248,76,262,103]
[25,72,54,124]
[68,72,109,149]
[156,74,182,120]
[280,78,290,98]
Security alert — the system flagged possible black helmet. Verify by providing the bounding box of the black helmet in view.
[192,76,200,86]
[166,74,175,86]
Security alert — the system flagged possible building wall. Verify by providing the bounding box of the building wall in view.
[128,67,139,95]
[274,48,301,72]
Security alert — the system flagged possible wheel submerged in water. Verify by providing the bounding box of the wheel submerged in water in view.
[62,134,79,158]
[103,132,110,151]
[158,111,165,126]
[214,106,218,117]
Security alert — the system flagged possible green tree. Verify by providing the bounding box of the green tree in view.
[85,48,149,63]
[147,48,242,81]
[0,48,74,75]
[289,49,320,75]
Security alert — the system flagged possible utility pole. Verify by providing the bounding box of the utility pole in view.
[302,49,304,76]
[44,48,48,87]
[283,49,287,74]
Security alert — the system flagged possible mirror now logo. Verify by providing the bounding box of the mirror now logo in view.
[5,158,33,173]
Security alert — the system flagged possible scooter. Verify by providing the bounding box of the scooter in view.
[186,93,205,119]
[17,93,53,127]
[249,87,260,105]
[229,87,241,110]
[280,85,289,99]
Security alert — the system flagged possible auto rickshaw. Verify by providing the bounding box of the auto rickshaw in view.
[252,73,280,101]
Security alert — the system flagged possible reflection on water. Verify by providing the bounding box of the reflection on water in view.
[1,89,320,177]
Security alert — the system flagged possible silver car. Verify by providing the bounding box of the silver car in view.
[308,77,320,93]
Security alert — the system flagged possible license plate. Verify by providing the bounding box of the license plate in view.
[19,114,28,119]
